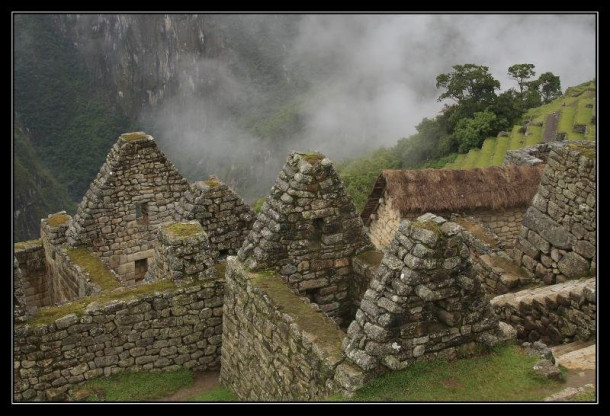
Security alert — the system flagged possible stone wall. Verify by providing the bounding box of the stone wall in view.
[238,152,371,326]
[14,257,27,322]
[503,143,552,166]
[66,133,190,285]
[343,214,507,374]
[220,258,365,401]
[175,178,254,256]
[513,141,596,284]
[491,278,595,345]
[369,194,526,251]
[14,279,224,402]
[14,240,51,308]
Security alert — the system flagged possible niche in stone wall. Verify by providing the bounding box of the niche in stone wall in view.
[135,258,148,282]
[135,202,149,225]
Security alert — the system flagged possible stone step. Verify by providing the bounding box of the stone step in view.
[552,342,596,370]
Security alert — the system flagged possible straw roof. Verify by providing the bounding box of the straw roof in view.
[361,165,544,224]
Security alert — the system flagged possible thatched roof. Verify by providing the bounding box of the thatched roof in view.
[361,165,545,225]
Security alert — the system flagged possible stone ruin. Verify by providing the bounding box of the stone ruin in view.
[174,176,255,258]
[343,214,507,373]
[238,151,372,325]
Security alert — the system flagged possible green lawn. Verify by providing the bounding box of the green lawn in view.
[330,343,566,402]
[74,369,193,401]
[477,138,498,167]
[491,136,510,166]
[525,125,542,147]
[188,386,237,402]
[509,125,526,150]
[446,153,466,170]
[462,148,481,169]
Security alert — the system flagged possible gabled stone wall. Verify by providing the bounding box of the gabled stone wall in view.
[66,133,189,285]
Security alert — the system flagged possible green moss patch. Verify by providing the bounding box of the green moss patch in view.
[250,270,345,355]
[203,178,220,187]
[301,152,325,165]
[413,220,443,236]
[14,238,42,251]
[331,343,567,402]
[120,132,148,142]
[67,247,120,291]
[163,223,202,238]
[215,262,227,278]
[47,213,70,227]
[357,250,384,267]
[488,255,530,280]
[28,279,177,327]
[566,143,595,161]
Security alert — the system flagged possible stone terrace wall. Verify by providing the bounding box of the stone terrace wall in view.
[14,280,224,402]
[471,208,526,249]
[66,133,189,285]
[513,141,596,284]
[503,143,552,166]
[175,178,254,256]
[14,241,51,308]
[14,257,27,322]
[491,278,595,345]
[220,258,365,401]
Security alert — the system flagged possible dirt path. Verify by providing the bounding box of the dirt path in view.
[543,112,559,142]
[154,371,221,402]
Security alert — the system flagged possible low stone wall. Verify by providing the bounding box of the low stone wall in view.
[350,251,382,311]
[474,253,534,297]
[503,143,552,166]
[368,196,404,250]
[513,141,596,284]
[14,257,27,322]
[491,278,595,345]
[15,240,51,308]
[470,208,526,249]
[220,258,365,401]
[14,279,224,402]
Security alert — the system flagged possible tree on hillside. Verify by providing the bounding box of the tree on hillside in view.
[451,111,497,153]
[535,72,562,103]
[436,64,501,105]
[508,63,536,94]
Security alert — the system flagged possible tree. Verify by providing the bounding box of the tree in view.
[536,72,562,103]
[508,63,536,94]
[436,64,501,105]
[451,111,497,153]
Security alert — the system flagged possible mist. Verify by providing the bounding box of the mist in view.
[143,13,596,199]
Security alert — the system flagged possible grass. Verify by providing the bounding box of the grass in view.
[446,153,466,170]
[508,125,526,150]
[566,389,596,402]
[566,142,595,161]
[330,343,566,402]
[249,270,345,354]
[74,369,193,401]
[47,213,70,227]
[525,125,542,147]
[188,386,238,402]
[488,255,530,280]
[66,247,120,291]
[162,222,202,238]
[557,107,575,137]
[202,177,220,187]
[28,279,177,326]
[461,148,481,170]
[120,132,148,141]
[491,136,510,166]
[14,238,42,251]
[477,138,497,167]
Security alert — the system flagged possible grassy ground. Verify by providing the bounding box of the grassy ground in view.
[188,387,237,402]
[567,389,596,402]
[75,369,193,401]
[330,343,566,402]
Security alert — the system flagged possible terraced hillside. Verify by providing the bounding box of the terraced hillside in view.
[446,80,596,169]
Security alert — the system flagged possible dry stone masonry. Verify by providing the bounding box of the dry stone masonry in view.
[238,151,372,325]
[343,214,507,373]
[174,177,255,256]
[503,143,552,166]
[14,240,50,309]
[220,258,365,400]
[13,280,224,402]
[491,278,595,345]
[513,141,596,284]
[66,132,190,285]
[149,221,217,283]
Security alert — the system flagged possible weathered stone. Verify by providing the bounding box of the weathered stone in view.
[557,252,589,279]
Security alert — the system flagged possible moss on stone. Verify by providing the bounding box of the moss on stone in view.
[357,250,384,267]
[47,213,70,227]
[453,217,498,248]
[27,279,177,327]
[302,152,325,165]
[489,256,530,279]
[250,270,345,355]
[163,223,202,238]
[67,247,120,291]
[566,143,595,161]
[14,239,42,251]
[203,178,220,188]
[413,220,443,236]
[120,132,148,142]
[215,262,227,278]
